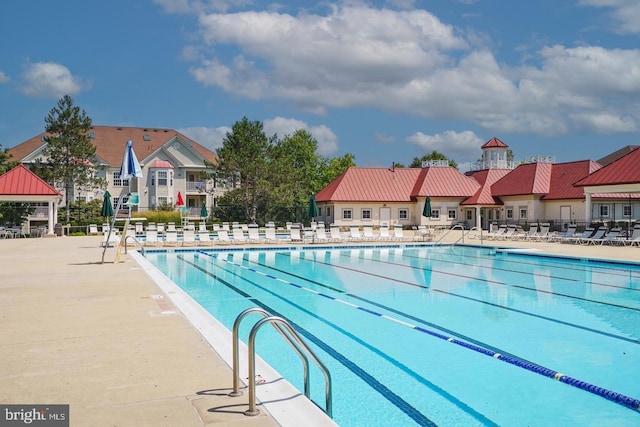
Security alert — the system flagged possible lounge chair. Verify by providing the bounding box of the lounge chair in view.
[163,230,179,246]
[415,225,432,241]
[197,230,214,246]
[101,229,119,247]
[264,225,278,243]
[216,229,232,245]
[362,224,376,241]
[315,225,329,243]
[89,224,99,235]
[198,222,208,233]
[329,224,343,242]
[231,226,248,244]
[157,223,166,234]
[378,224,391,241]
[167,222,177,232]
[564,227,594,244]
[534,223,553,241]
[144,229,159,246]
[623,224,640,246]
[349,225,363,241]
[247,224,262,243]
[289,224,303,242]
[392,225,407,241]
[498,225,517,240]
[182,229,197,246]
[579,226,607,245]
[135,222,144,235]
[598,227,624,245]
[551,224,577,243]
[487,224,507,240]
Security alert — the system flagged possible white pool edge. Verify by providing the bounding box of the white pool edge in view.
[130,250,338,427]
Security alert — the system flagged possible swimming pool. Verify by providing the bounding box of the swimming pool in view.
[141,245,640,426]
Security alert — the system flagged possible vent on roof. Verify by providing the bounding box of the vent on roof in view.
[143,134,151,141]
[89,132,95,139]
[41,135,47,142]
[117,127,122,130]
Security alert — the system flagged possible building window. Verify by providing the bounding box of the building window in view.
[327,207,331,216]
[506,208,513,220]
[519,208,527,220]
[399,209,408,220]
[343,209,352,220]
[623,205,632,217]
[362,209,371,220]
[599,205,609,217]
[431,209,440,219]
[157,196,168,206]
[157,170,168,186]
[113,171,128,187]
[448,209,457,219]
[466,210,473,221]
[318,207,322,216]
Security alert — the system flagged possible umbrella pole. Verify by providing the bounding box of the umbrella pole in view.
[101,193,125,264]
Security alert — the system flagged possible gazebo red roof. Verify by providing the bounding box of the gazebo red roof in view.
[0,164,61,196]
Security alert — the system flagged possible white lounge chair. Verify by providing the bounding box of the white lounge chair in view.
[623,224,640,246]
[144,229,159,246]
[349,225,363,241]
[315,225,329,243]
[378,225,391,241]
[216,229,232,245]
[564,227,594,244]
[198,222,208,233]
[89,224,99,235]
[579,226,607,245]
[247,224,262,243]
[329,225,343,242]
[163,230,179,246]
[487,224,507,240]
[289,224,303,242]
[552,224,578,242]
[182,229,197,246]
[392,225,407,241]
[362,225,376,241]
[197,230,214,246]
[264,225,278,243]
[231,226,248,244]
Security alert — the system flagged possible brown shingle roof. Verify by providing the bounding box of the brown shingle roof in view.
[575,146,640,187]
[9,125,218,166]
[0,164,61,196]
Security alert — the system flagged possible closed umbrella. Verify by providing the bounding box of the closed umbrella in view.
[200,200,208,218]
[423,196,432,235]
[176,192,184,207]
[307,194,319,220]
[120,140,143,179]
[101,190,113,218]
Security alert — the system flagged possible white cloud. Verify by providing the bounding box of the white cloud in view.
[181,3,640,138]
[0,71,9,84]
[264,117,339,156]
[153,0,252,14]
[407,130,483,163]
[178,125,230,152]
[19,62,85,98]
[579,0,640,34]
[375,133,396,143]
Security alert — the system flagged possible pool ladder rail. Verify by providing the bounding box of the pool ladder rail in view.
[230,307,333,418]
[433,224,483,245]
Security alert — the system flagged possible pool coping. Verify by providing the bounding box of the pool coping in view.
[130,249,339,427]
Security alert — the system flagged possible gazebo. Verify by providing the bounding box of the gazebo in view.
[0,165,62,236]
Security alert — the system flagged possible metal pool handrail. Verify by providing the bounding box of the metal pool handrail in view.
[229,308,333,418]
[124,234,145,256]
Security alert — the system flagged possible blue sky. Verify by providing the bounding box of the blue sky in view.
[1,0,639,169]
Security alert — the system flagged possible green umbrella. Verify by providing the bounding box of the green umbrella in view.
[200,200,208,218]
[422,196,432,218]
[307,194,319,219]
[101,190,113,218]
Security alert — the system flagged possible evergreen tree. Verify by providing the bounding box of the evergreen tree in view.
[37,95,100,222]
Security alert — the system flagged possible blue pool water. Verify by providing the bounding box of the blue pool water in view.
[144,245,640,426]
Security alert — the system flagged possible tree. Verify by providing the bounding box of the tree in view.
[215,117,275,223]
[319,153,356,188]
[409,150,458,169]
[37,95,102,223]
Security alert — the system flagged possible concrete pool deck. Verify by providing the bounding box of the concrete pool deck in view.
[1,232,638,426]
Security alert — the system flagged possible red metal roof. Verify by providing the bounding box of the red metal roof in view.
[575,146,640,186]
[410,167,480,197]
[462,169,511,205]
[542,160,601,200]
[148,160,174,168]
[0,164,61,196]
[316,167,421,202]
[491,162,553,196]
[481,137,509,149]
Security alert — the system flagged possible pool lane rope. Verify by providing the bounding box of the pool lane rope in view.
[198,250,640,413]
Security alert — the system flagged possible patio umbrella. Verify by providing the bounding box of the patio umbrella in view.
[200,200,208,218]
[307,194,319,221]
[422,196,432,218]
[120,140,143,179]
[101,190,113,218]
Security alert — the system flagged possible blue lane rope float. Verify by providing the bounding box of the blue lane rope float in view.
[196,250,640,412]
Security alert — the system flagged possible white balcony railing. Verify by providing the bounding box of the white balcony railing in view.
[186,181,206,192]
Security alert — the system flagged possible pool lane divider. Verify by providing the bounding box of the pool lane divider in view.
[197,250,640,413]
[178,253,443,427]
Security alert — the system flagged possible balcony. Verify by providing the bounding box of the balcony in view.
[186,181,206,193]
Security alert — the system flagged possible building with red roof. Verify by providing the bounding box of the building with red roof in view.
[0,164,62,235]
[317,138,640,230]
[9,126,223,219]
